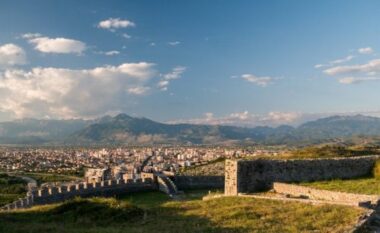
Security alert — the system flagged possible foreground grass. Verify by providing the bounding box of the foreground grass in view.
[300,177,380,195]
[0,190,364,233]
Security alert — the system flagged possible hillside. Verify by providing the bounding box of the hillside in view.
[0,191,364,233]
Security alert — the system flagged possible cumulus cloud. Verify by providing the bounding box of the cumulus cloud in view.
[98,18,135,30]
[240,74,274,87]
[25,35,86,54]
[168,41,181,46]
[158,66,186,91]
[358,47,374,54]
[0,62,156,119]
[0,44,27,67]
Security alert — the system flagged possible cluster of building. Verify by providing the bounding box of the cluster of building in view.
[0,146,285,180]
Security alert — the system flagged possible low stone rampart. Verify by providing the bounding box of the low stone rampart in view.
[225,155,380,195]
[1,177,154,211]
[273,182,380,207]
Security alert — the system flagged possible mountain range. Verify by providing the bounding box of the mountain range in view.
[2,114,380,145]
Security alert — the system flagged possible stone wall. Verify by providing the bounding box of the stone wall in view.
[273,182,379,207]
[225,155,380,195]
[1,177,155,211]
[174,176,224,190]
[224,160,238,195]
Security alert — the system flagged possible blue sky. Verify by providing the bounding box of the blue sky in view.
[1,0,380,126]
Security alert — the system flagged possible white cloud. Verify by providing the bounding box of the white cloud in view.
[320,58,380,84]
[0,44,27,67]
[170,111,380,127]
[324,59,380,76]
[127,86,150,95]
[21,33,42,39]
[168,41,181,46]
[157,66,186,91]
[27,36,86,54]
[338,76,380,84]
[330,55,354,65]
[240,73,274,87]
[314,64,326,69]
[314,55,354,69]
[98,18,135,30]
[150,42,156,46]
[0,62,156,119]
[104,50,120,56]
[358,47,374,54]
[168,111,307,127]
[122,33,131,39]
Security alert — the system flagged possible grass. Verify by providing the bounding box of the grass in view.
[19,172,81,185]
[0,173,27,205]
[0,193,25,206]
[300,177,380,195]
[0,190,364,233]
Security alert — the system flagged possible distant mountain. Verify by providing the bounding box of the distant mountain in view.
[3,114,380,145]
[0,118,92,144]
[66,113,261,145]
[67,114,380,145]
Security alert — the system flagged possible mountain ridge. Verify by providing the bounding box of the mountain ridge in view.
[2,114,380,145]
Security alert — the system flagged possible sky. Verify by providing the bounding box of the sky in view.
[1,0,380,127]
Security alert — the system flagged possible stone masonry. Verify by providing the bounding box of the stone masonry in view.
[1,177,155,211]
[273,182,379,207]
[225,155,380,195]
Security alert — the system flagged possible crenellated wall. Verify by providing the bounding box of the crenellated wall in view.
[225,155,380,195]
[1,177,155,211]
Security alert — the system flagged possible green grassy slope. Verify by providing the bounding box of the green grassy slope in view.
[0,190,364,233]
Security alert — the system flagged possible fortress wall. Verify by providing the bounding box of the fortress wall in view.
[225,155,380,195]
[1,178,155,211]
[273,182,380,206]
[174,176,224,190]
[32,179,154,205]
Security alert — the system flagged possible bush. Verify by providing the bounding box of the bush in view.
[373,159,380,179]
